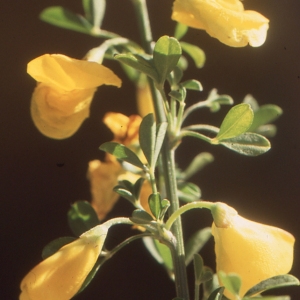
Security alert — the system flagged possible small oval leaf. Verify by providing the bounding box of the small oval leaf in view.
[100,142,145,169]
[153,36,182,84]
[180,41,206,68]
[219,132,271,156]
[68,201,99,236]
[215,103,253,141]
[245,274,300,297]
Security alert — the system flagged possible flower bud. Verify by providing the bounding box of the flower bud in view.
[20,225,107,300]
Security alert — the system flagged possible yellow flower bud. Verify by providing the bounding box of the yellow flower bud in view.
[172,0,269,47]
[27,54,121,139]
[211,202,295,298]
[20,225,107,300]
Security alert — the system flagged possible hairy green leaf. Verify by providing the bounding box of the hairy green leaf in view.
[245,274,299,297]
[219,132,271,156]
[115,53,158,82]
[185,227,211,265]
[214,103,253,142]
[174,23,188,40]
[40,6,92,34]
[139,114,156,167]
[180,41,205,68]
[248,104,283,132]
[153,36,182,84]
[100,142,144,169]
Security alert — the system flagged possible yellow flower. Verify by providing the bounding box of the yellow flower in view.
[172,0,269,47]
[89,113,152,219]
[27,54,121,139]
[211,202,295,298]
[20,225,108,300]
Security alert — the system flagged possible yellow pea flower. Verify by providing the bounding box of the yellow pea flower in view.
[27,54,121,139]
[211,202,295,298]
[20,225,108,300]
[172,0,269,47]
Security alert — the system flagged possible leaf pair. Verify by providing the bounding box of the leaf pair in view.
[212,103,271,156]
[115,36,182,86]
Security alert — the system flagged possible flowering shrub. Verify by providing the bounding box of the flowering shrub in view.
[19,1,298,300]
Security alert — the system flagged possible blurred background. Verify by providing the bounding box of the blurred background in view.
[1,0,299,299]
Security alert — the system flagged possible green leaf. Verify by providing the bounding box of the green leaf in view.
[169,88,186,102]
[248,104,283,132]
[153,36,182,84]
[40,6,92,34]
[68,201,99,236]
[153,122,168,166]
[139,114,156,167]
[133,177,146,200]
[245,274,299,297]
[218,271,241,297]
[193,253,204,284]
[100,142,145,169]
[219,132,271,156]
[115,53,159,82]
[180,152,214,181]
[207,287,225,300]
[243,94,259,111]
[214,103,253,142]
[180,41,206,68]
[177,182,201,202]
[168,66,183,86]
[82,0,93,23]
[130,209,153,224]
[113,185,135,203]
[148,193,163,219]
[42,237,76,259]
[174,23,188,40]
[185,227,211,265]
[181,79,203,91]
[154,239,173,271]
[254,124,277,138]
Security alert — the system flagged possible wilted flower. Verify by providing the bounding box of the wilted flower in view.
[172,0,269,47]
[211,202,295,298]
[27,54,121,139]
[89,112,152,220]
[20,225,108,300]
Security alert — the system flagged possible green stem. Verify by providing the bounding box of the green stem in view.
[131,1,190,299]
[165,201,214,230]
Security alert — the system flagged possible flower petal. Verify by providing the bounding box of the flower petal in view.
[172,0,269,47]
[27,54,121,91]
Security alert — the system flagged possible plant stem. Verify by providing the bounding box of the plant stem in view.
[131,0,190,298]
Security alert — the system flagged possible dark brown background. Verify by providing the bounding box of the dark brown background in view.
[1,0,300,299]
